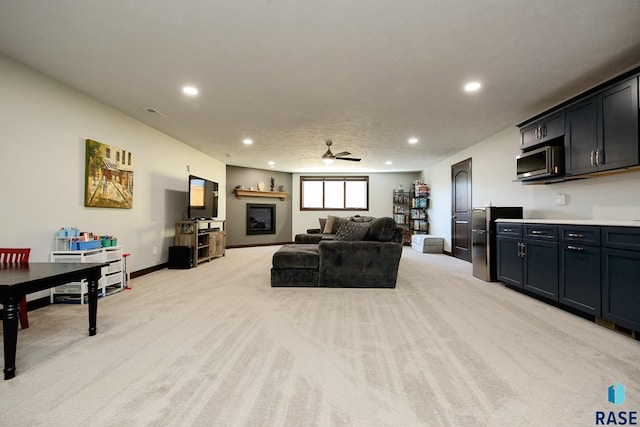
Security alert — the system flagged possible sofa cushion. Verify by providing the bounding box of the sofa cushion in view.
[365,217,399,242]
[334,221,370,241]
[323,215,336,233]
[348,215,375,223]
[272,244,320,269]
[332,216,350,233]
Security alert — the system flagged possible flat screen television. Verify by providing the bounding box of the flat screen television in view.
[188,175,219,220]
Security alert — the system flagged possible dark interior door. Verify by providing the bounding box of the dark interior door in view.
[451,158,472,262]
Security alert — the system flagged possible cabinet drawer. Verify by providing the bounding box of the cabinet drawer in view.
[105,272,123,285]
[559,225,600,245]
[105,247,124,261]
[602,227,640,250]
[524,224,558,240]
[496,223,522,237]
[106,260,123,274]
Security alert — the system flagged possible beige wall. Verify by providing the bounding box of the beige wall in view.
[225,166,293,246]
[0,54,226,302]
[424,127,640,252]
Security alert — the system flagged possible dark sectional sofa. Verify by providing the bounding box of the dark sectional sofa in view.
[271,216,403,288]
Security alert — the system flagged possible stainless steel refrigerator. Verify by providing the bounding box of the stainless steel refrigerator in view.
[472,206,523,281]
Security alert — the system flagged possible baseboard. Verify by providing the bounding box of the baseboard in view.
[131,262,167,279]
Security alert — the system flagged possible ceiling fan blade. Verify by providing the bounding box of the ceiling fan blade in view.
[334,151,351,156]
[336,157,361,162]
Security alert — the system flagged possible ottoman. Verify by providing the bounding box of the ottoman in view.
[411,235,444,253]
[271,244,320,287]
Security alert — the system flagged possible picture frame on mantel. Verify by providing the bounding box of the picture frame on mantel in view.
[84,139,135,209]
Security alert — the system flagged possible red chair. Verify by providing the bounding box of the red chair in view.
[0,248,31,328]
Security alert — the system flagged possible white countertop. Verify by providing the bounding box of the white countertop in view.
[496,219,640,227]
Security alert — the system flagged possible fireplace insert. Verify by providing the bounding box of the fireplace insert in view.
[247,203,276,235]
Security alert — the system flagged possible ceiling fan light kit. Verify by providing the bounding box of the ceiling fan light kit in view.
[320,139,361,163]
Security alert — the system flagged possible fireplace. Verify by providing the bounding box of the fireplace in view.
[246,203,276,235]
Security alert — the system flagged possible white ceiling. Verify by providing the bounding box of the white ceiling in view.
[1,1,639,173]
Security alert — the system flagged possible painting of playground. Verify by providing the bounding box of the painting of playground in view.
[84,139,134,209]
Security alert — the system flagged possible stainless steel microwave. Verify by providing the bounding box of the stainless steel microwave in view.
[516,145,564,180]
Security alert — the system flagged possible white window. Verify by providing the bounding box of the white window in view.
[300,176,369,210]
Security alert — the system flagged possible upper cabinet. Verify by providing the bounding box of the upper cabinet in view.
[518,68,640,183]
[520,110,565,150]
[565,77,639,176]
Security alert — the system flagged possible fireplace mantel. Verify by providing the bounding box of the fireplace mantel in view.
[234,189,288,201]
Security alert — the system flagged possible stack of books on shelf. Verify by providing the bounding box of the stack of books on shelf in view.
[413,182,430,197]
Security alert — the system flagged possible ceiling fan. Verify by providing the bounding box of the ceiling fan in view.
[321,139,361,164]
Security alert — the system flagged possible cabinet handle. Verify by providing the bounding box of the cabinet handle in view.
[521,242,526,257]
[596,148,603,165]
[567,233,585,238]
[503,228,513,232]
[590,150,595,166]
[542,125,547,138]
[567,245,584,251]
[530,230,544,235]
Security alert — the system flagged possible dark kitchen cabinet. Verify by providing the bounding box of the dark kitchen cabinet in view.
[497,223,558,301]
[520,110,565,150]
[496,225,524,288]
[558,226,601,316]
[601,227,640,331]
[565,97,598,175]
[564,77,639,176]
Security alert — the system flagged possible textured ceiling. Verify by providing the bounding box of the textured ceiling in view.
[1,0,639,173]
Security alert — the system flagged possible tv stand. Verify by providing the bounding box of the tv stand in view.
[175,219,226,267]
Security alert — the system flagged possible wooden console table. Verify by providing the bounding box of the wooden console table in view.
[233,189,288,201]
[0,262,105,379]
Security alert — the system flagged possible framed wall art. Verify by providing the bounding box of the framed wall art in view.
[84,139,134,208]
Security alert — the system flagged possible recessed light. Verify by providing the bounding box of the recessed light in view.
[182,86,199,96]
[385,161,393,165]
[408,138,418,144]
[243,138,253,145]
[464,81,481,92]
[268,161,275,166]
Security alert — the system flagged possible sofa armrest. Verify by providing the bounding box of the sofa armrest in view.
[318,240,402,288]
[295,233,324,244]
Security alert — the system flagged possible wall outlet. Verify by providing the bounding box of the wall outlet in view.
[556,194,566,206]
[153,246,158,255]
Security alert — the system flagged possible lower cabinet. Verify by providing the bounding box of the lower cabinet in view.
[559,225,601,316]
[497,223,640,333]
[497,223,559,301]
[523,239,558,300]
[601,227,640,331]
[559,244,601,316]
[497,234,523,288]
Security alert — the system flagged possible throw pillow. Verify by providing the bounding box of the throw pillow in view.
[323,215,336,233]
[332,216,349,234]
[319,218,327,231]
[334,221,370,241]
[349,215,375,223]
[365,217,398,242]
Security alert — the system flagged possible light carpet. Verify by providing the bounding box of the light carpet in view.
[1,246,639,426]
